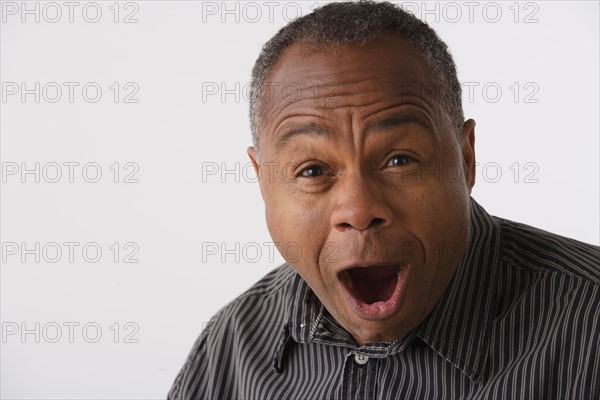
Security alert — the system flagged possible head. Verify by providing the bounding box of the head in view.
[247,0,477,345]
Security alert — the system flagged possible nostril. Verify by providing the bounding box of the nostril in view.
[369,217,386,228]
[336,217,387,231]
[338,222,353,230]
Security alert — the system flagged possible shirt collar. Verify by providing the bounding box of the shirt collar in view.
[285,269,324,344]
[274,198,501,380]
[415,198,501,381]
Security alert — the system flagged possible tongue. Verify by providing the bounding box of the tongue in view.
[348,265,400,304]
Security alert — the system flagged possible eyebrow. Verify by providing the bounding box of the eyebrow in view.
[275,123,332,151]
[366,113,433,136]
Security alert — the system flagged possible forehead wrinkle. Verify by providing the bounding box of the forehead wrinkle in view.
[266,64,424,102]
[264,96,441,154]
[278,82,438,114]
[261,53,435,111]
[367,112,436,141]
[275,121,333,152]
[363,101,439,136]
[259,45,446,151]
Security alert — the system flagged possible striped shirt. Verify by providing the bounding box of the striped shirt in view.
[168,198,600,400]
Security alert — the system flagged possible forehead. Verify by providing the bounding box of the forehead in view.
[257,33,442,142]
[270,33,431,82]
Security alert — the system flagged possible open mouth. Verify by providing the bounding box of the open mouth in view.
[338,264,407,320]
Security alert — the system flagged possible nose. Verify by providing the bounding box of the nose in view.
[330,171,393,232]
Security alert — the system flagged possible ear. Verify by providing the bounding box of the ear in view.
[247,146,266,201]
[461,119,476,193]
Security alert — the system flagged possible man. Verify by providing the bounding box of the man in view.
[169,1,599,399]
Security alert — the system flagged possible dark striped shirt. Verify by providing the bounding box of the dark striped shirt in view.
[168,199,600,400]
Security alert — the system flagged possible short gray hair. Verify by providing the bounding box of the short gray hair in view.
[249,0,464,153]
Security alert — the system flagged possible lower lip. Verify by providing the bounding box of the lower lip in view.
[340,266,409,321]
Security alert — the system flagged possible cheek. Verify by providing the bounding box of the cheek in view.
[263,187,330,268]
[400,179,470,270]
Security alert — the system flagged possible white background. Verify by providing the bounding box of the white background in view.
[1,1,598,398]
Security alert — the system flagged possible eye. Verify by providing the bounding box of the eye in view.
[298,164,325,178]
[387,154,414,167]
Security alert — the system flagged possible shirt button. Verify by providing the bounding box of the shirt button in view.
[354,354,369,365]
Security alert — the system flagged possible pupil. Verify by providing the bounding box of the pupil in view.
[305,167,320,177]
[393,156,407,166]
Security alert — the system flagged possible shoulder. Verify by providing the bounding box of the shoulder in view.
[486,217,600,400]
[212,262,297,327]
[167,264,297,399]
[192,263,297,352]
[236,262,298,299]
[199,262,296,359]
[495,216,600,285]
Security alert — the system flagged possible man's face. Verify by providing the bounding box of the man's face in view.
[249,33,476,345]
